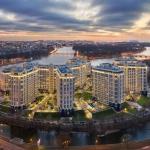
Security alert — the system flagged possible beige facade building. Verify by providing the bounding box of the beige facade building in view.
[56,65,75,111]
[67,58,91,88]
[1,64,39,108]
[0,70,10,92]
[114,58,148,94]
[38,64,55,93]
[92,63,124,107]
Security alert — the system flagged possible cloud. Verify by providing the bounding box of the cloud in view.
[0,0,149,40]
[91,0,150,31]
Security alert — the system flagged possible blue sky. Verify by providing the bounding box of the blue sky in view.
[0,0,149,41]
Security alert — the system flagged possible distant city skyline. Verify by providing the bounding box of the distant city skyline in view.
[0,0,149,41]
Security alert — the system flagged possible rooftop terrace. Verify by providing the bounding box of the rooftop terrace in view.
[57,65,73,74]
[2,63,36,74]
[93,63,123,73]
[67,58,88,67]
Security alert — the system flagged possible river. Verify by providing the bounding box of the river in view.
[0,46,150,148]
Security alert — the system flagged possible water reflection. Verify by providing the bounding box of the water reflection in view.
[0,122,150,147]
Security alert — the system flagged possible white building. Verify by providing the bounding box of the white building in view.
[0,67,12,92]
[114,58,148,95]
[7,64,39,108]
[38,64,55,93]
[92,63,124,108]
[67,58,91,88]
[56,65,75,112]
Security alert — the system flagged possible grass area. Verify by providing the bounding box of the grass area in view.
[0,105,10,113]
[93,108,116,120]
[127,108,137,114]
[73,110,86,121]
[23,109,33,117]
[75,91,92,100]
[82,92,92,100]
[121,102,137,114]
[121,102,130,109]
[35,95,44,103]
[137,96,150,107]
[34,112,60,120]
[1,101,10,106]
[75,93,82,99]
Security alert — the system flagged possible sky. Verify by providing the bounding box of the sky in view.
[0,0,149,41]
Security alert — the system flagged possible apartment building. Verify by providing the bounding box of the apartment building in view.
[56,65,75,112]
[114,58,148,94]
[38,64,55,93]
[67,58,91,88]
[92,63,124,108]
[8,64,39,108]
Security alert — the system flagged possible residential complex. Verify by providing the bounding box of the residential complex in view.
[6,64,38,108]
[67,58,91,88]
[38,64,55,93]
[56,65,75,112]
[114,58,148,95]
[92,63,124,108]
[0,57,148,111]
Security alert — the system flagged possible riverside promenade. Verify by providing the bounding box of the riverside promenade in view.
[0,109,150,135]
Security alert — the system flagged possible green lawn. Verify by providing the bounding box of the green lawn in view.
[1,101,10,106]
[34,112,60,120]
[73,110,86,121]
[121,102,130,109]
[93,108,116,120]
[121,102,137,114]
[75,91,92,100]
[0,105,10,113]
[75,93,82,99]
[82,92,92,100]
[35,95,44,103]
[137,96,150,107]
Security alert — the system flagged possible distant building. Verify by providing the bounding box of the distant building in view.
[38,64,55,93]
[92,63,124,109]
[67,58,91,88]
[0,69,11,92]
[5,64,39,108]
[56,65,75,113]
[114,58,148,95]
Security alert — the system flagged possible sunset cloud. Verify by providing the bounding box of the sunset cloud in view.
[0,0,149,41]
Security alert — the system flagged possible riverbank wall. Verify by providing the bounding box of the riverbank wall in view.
[0,110,150,135]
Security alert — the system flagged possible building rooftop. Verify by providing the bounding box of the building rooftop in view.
[2,63,36,74]
[67,58,89,68]
[115,57,137,62]
[114,57,147,67]
[57,65,73,74]
[38,64,54,69]
[93,63,123,73]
